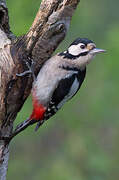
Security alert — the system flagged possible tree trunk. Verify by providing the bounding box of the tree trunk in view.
[0,142,9,180]
[0,0,80,179]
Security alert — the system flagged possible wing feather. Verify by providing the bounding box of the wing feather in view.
[44,68,86,119]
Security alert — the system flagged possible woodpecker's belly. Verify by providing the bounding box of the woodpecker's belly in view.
[34,68,77,107]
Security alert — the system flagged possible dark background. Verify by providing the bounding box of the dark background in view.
[7,0,119,179]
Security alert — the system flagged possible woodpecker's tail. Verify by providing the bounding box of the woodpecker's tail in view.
[11,118,36,139]
[16,118,36,131]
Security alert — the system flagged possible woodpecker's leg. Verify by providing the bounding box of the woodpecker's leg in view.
[16,59,36,81]
[35,120,44,131]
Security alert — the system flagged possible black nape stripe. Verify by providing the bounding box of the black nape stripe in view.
[58,51,89,59]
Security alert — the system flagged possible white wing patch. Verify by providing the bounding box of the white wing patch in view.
[57,77,79,109]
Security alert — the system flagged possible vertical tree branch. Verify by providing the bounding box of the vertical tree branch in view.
[0,0,80,179]
[0,143,9,180]
[0,1,12,179]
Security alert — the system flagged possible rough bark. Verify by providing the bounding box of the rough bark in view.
[0,142,9,180]
[0,0,80,179]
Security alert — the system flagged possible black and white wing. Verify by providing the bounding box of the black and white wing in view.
[45,68,86,120]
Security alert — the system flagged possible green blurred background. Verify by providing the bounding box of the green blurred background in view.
[7,0,119,180]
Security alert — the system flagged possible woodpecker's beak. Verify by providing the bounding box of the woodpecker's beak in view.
[90,48,106,55]
[87,43,106,55]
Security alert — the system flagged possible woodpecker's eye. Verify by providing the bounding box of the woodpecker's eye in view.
[80,44,85,49]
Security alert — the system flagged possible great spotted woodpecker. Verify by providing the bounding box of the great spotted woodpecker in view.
[15,38,105,133]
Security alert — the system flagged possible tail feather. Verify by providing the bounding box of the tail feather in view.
[10,118,44,140]
[13,118,36,137]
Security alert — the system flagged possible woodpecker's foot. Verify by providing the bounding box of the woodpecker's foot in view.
[35,120,44,131]
[16,59,36,81]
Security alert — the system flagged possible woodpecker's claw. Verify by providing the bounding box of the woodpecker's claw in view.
[16,59,36,81]
[16,70,32,77]
[35,121,44,131]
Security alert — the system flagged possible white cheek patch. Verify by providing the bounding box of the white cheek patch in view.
[68,43,86,56]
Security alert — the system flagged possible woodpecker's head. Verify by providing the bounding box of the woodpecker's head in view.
[59,38,105,68]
